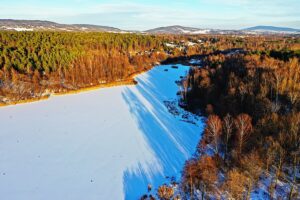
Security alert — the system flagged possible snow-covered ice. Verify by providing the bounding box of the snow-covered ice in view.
[189,59,202,65]
[0,64,204,200]
[3,27,34,31]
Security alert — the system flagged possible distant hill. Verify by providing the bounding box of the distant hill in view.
[0,19,299,35]
[243,26,300,34]
[145,25,213,34]
[146,25,300,35]
[0,19,124,32]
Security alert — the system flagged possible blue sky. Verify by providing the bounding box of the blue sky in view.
[1,0,299,30]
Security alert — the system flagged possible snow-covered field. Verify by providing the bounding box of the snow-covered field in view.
[0,64,204,200]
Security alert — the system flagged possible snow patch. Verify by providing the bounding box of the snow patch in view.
[3,27,33,31]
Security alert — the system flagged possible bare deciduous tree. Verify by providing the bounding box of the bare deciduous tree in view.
[157,185,174,200]
[223,114,234,162]
[235,114,253,155]
[204,115,222,154]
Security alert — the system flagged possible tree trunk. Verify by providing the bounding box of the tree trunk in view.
[189,165,193,200]
[201,185,206,200]
[247,180,252,200]
[289,184,294,200]
[224,140,228,163]
[289,155,297,200]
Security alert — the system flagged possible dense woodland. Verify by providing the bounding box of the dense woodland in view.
[0,31,168,103]
[1,31,299,104]
[142,37,300,200]
[177,53,300,199]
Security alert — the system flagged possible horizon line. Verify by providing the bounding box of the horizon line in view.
[1,18,300,31]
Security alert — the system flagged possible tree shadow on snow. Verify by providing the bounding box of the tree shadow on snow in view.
[121,65,205,199]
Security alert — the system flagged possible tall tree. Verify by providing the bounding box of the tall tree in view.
[223,114,234,162]
[234,114,253,155]
[203,115,222,154]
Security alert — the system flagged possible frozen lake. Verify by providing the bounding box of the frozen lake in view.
[0,64,204,200]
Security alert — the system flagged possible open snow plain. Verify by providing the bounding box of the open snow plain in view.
[0,64,204,200]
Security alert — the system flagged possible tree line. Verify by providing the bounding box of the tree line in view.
[1,32,298,104]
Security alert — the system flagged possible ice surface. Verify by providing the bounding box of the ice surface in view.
[0,65,204,200]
